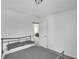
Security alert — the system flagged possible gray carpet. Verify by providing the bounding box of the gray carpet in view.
[4,46,58,59]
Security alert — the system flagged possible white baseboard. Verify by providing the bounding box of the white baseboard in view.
[51,49,76,58]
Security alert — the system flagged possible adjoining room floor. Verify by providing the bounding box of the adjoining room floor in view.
[64,55,75,59]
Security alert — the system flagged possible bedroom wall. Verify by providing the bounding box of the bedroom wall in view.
[39,9,77,58]
[1,9,34,38]
[47,9,77,58]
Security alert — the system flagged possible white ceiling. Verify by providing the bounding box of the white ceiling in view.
[2,0,77,17]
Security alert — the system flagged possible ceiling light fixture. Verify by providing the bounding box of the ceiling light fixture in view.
[35,0,43,5]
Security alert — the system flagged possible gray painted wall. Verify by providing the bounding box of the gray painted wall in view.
[39,9,77,58]
[1,9,34,38]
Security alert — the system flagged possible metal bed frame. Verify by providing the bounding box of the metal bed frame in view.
[1,35,31,43]
[1,35,32,54]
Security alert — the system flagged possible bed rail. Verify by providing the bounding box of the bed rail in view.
[1,35,31,42]
[1,35,31,40]
[1,35,32,53]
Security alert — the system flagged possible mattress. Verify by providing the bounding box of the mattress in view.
[7,40,34,50]
[3,46,60,59]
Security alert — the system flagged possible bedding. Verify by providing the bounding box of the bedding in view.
[2,44,35,59]
[7,40,34,50]
[3,46,64,59]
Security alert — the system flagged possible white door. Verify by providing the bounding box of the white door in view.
[39,20,48,48]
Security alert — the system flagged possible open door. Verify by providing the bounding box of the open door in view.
[39,20,48,48]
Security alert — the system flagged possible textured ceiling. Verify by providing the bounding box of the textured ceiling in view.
[2,0,77,17]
